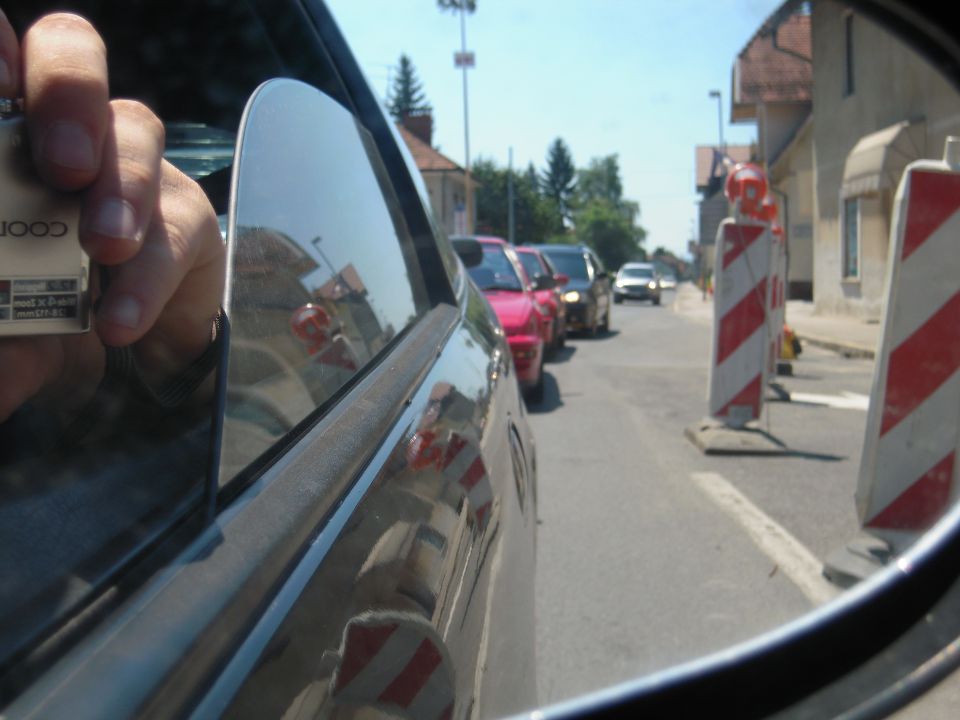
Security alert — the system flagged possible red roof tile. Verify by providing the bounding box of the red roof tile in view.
[733,11,811,119]
[396,124,463,173]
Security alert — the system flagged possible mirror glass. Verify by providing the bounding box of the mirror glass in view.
[328,0,960,707]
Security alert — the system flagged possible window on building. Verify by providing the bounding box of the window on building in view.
[842,197,860,278]
[843,13,855,97]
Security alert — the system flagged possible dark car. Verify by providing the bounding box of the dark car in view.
[613,262,662,305]
[532,243,613,336]
[0,3,537,718]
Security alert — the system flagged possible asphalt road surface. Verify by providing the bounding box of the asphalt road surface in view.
[528,287,888,708]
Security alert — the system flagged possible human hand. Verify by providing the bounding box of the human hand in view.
[0,11,225,422]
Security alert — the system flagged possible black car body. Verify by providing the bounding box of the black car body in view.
[531,244,612,336]
[0,2,536,718]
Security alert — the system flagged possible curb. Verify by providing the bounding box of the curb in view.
[794,332,875,360]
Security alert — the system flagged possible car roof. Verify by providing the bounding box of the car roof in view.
[531,244,587,254]
[620,262,654,269]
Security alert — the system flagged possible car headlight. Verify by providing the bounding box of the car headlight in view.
[564,290,581,303]
[648,281,657,289]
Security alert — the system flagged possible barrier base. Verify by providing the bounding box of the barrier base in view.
[776,360,794,376]
[822,532,893,588]
[767,382,791,402]
[684,419,788,455]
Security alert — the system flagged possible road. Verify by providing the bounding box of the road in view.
[529,285,878,707]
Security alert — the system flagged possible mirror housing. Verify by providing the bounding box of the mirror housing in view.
[451,237,483,268]
[533,273,558,291]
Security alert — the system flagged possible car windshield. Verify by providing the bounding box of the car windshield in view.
[468,244,524,291]
[540,251,589,280]
[517,251,545,282]
[621,267,654,279]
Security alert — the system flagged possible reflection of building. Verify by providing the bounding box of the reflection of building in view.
[396,114,474,236]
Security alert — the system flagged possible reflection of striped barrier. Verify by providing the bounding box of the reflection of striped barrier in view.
[708,218,772,427]
[855,138,960,553]
[331,612,455,720]
[406,430,493,530]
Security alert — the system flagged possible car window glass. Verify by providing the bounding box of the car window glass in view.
[517,251,545,281]
[540,250,589,280]
[468,245,524,291]
[220,79,431,484]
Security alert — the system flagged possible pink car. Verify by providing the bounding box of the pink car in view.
[464,236,552,402]
[515,245,569,357]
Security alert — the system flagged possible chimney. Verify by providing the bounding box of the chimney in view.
[401,111,433,147]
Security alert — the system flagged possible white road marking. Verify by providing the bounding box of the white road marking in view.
[789,391,870,411]
[691,472,840,606]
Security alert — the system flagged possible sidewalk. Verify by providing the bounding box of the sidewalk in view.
[672,282,879,359]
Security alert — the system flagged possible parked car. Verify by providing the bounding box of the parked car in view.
[0,4,537,719]
[658,270,678,290]
[614,262,662,305]
[515,245,570,356]
[455,236,548,402]
[532,243,613,336]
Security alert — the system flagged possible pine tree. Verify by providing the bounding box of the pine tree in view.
[541,138,576,226]
[387,54,431,120]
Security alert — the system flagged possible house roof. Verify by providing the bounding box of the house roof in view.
[694,145,753,190]
[396,124,464,173]
[732,7,812,122]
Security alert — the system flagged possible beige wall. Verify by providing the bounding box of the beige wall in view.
[423,171,467,236]
[812,1,960,318]
[770,119,814,299]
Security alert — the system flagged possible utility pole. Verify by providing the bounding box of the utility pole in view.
[454,5,474,234]
[704,89,725,301]
[508,147,515,244]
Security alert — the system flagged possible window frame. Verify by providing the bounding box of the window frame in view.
[843,11,856,98]
[842,195,861,280]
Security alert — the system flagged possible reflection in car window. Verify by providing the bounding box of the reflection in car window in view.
[220,82,431,483]
[517,250,546,281]
[540,250,589,280]
[468,245,524,291]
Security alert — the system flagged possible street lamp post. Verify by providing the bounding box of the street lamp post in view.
[704,89,725,300]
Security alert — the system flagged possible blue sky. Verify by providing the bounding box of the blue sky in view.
[326,0,784,258]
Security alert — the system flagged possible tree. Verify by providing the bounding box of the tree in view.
[575,154,623,207]
[386,54,431,120]
[574,200,643,270]
[437,0,477,10]
[524,162,540,194]
[541,138,577,228]
[472,158,557,244]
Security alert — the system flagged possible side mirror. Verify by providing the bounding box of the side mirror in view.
[596,270,609,280]
[554,272,570,287]
[451,237,483,268]
[533,274,557,291]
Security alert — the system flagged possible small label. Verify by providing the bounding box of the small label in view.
[0,276,81,324]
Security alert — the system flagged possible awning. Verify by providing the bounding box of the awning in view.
[841,120,926,198]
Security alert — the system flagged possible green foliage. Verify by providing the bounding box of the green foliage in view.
[574,200,644,270]
[575,155,623,206]
[387,54,431,120]
[541,138,577,227]
[437,0,477,11]
[472,158,557,244]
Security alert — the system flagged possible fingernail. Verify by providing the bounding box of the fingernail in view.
[0,59,11,89]
[91,198,138,241]
[41,121,96,171]
[101,294,142,330]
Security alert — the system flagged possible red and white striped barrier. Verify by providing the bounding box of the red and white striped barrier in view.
[855,137,960,552]
[708,216,773,427]
[330,611,455,719]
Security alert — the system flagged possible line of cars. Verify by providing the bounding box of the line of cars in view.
[452,237,671,404]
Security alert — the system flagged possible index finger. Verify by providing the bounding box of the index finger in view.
[0,10,20,97]
[22,12,108,190]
